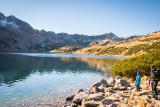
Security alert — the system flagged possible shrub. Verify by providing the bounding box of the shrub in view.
[112,51,160,78]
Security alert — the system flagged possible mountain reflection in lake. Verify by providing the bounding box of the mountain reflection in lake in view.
[0,53,120,106]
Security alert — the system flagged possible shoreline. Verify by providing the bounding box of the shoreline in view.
[64,76,160,107]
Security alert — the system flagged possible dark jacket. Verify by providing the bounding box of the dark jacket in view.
[150,68,158,80]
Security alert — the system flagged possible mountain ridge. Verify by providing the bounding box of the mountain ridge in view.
[0,12,121,52]
[73,31,160,56]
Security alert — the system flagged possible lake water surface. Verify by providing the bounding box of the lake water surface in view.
[0,53,120,107]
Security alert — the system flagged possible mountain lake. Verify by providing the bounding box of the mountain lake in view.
[0,53,122,106]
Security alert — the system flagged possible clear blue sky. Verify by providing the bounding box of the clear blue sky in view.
[0,0,160,37]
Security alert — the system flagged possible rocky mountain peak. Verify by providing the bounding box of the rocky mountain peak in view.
[0,12,5,19]
[0,12,121,52]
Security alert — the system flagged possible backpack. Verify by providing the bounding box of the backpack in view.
[157,68,160,81]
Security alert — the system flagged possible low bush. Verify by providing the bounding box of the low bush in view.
[112,51,160,77]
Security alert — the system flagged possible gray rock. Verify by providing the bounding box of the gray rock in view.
[72,92,89,104]
[81,100,101,107]
[114,78,131,90]
[77,89,83,93]
[66,94,75,101]
[115,79,131,87]
[90,79,108,92]
[71,103,77,107]
[92,86,100,93]
[107,78,115,86]
[88,92,104,101]
[102,99,114,105]
[98,84,106,92]
[115,76,122,80]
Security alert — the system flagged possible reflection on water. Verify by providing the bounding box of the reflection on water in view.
[0,53,120,106]
[0,54,119,85]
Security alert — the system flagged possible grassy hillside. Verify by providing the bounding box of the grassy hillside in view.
[50,46,82,53]
[112,51,160,78]
[74,31,160,56]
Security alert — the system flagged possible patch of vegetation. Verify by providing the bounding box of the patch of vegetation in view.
[51,46,83,53]
[98,47,128,55]
[124,44,150,55]
[139,37,160,42]
[144,41,160,52]
[112,51,160,78]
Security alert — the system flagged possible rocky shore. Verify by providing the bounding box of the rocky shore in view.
[64,76,160,107]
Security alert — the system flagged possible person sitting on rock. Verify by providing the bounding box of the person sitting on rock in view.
[135,71,141,92]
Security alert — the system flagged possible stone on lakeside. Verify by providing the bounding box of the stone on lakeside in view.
[104,87,114,93]
[114,76,122,80]
[105,92,112,97]
[72,92,89,104]
[146,103,155,107]
[66,94,75,101]
[155,100,160,107]
[90,79,108,93]
[88,92,104,101]
[107,78,115,87]
[81,100,101,107]
[134,90,150,96]
[71,103,77,107]
[98,84,106,92]
[76,89,84,93]
[115,79,131,87]
[137,96,149,107]
[92,86,100,93]
[114,86,127,90]
[114,78,131,90]
[101,98,114,105]
[118,103,128,107]
[127,99,137,106]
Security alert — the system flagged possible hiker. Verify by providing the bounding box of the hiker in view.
[149,66,159,99]
[135,71,141,91]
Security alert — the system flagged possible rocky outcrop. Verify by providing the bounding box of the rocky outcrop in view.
[65,76,160,107]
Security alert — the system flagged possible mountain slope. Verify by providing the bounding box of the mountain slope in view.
[0,12,120,52]
[74,31,160,56]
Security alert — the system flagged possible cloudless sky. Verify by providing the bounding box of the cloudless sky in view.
[0,0,160,37]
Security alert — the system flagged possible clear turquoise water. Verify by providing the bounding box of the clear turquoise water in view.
[0,53,120,106]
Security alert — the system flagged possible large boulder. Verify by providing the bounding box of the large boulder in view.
[114,78,131,90]
[81,99,102,107]
[102,98,114,105]
[92,86,100,93]
[88,92,104,101]
[90,79,108,92]
[72,92,89,104]
[107,78,115,87]
[115,79,131,87]
[114,83,127,90]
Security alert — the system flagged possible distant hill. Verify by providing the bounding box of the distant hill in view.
[0,12,120,52]
[74,31,160,56]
